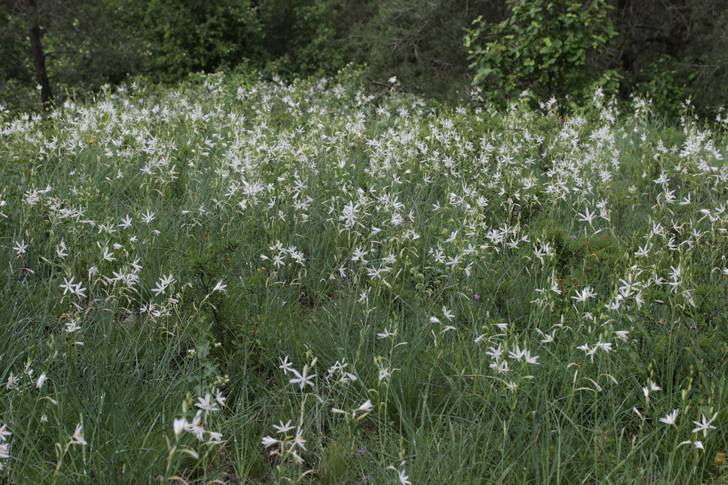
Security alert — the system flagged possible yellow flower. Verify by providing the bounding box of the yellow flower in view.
[88,138,95,144]
[717,452,725,464]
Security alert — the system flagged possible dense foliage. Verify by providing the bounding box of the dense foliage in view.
[465,0,619,112]
[1,71,728,483]
[2,0,728,115]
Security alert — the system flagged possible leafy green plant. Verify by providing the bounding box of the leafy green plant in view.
[639,57,686,120]
[466,0,619,113]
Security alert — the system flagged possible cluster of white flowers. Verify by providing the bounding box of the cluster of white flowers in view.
[172,389,226,443]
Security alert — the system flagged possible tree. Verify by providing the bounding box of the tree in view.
[1,0,149,112]
[24,0,53,112]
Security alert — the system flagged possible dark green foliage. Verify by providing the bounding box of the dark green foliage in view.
[465,0,619,112]
[611,0,728,118]
[258,0,364,79]
[348,0,503,103]
[124,0,265,80]
[2,0,728,117]
[0,0,150,112]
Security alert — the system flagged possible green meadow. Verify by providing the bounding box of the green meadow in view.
[2,71,728,484]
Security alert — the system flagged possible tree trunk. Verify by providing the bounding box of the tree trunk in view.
[25,0,53,113]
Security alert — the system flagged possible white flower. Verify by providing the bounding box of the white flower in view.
[60,276,76,295]
[491,359,509,375]
[659,409,679,426]
[643,380,661,397]
[74,282,87,299]
[397,468,411,485]
[56,241,68,259]
[6,372,18,390]
[692,414,716,437]
[508,345,526,361]
[290,450,303,464]
[540,331,555,344]
[572,286,597,303]
[614,330,630,342]
[357,400,373,413]
[0,424,11,442]
[65,319,81,333]
[151,274,175,296]
[186,411,206,441]
[378,365,391,381]
[289,365,315,390]
[213,280,227,292]
[377,327,395,339]
[523,350,540,365]
[293,428,306,450]
[173,417,187,436]
[279,355,293,375]
[13,240,28,255]
[577,207,596,226]
[72,424,87,445]
[486,344,504,360]
[443,307,454,321]
[272,420,294,434]
[634,244,650,258]
[215,389,226,407]
[195,393,220,416]
[102,247,115,262]
[261,436,279,447]
[119,215,133,229]
[141,209,156,223]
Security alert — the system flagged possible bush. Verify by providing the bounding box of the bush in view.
[465,0,619,113]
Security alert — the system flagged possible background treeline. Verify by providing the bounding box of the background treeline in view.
[1,0,727,116]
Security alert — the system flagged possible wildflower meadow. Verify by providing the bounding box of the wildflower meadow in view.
[2,71,728,484]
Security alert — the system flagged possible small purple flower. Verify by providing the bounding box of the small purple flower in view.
[18,266,31,282]
[572,235,577,239]
[363,476,370,484]
[358,448,366,456]
[474,295,480,300]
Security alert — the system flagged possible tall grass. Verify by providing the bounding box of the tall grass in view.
[1,71,727,483]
